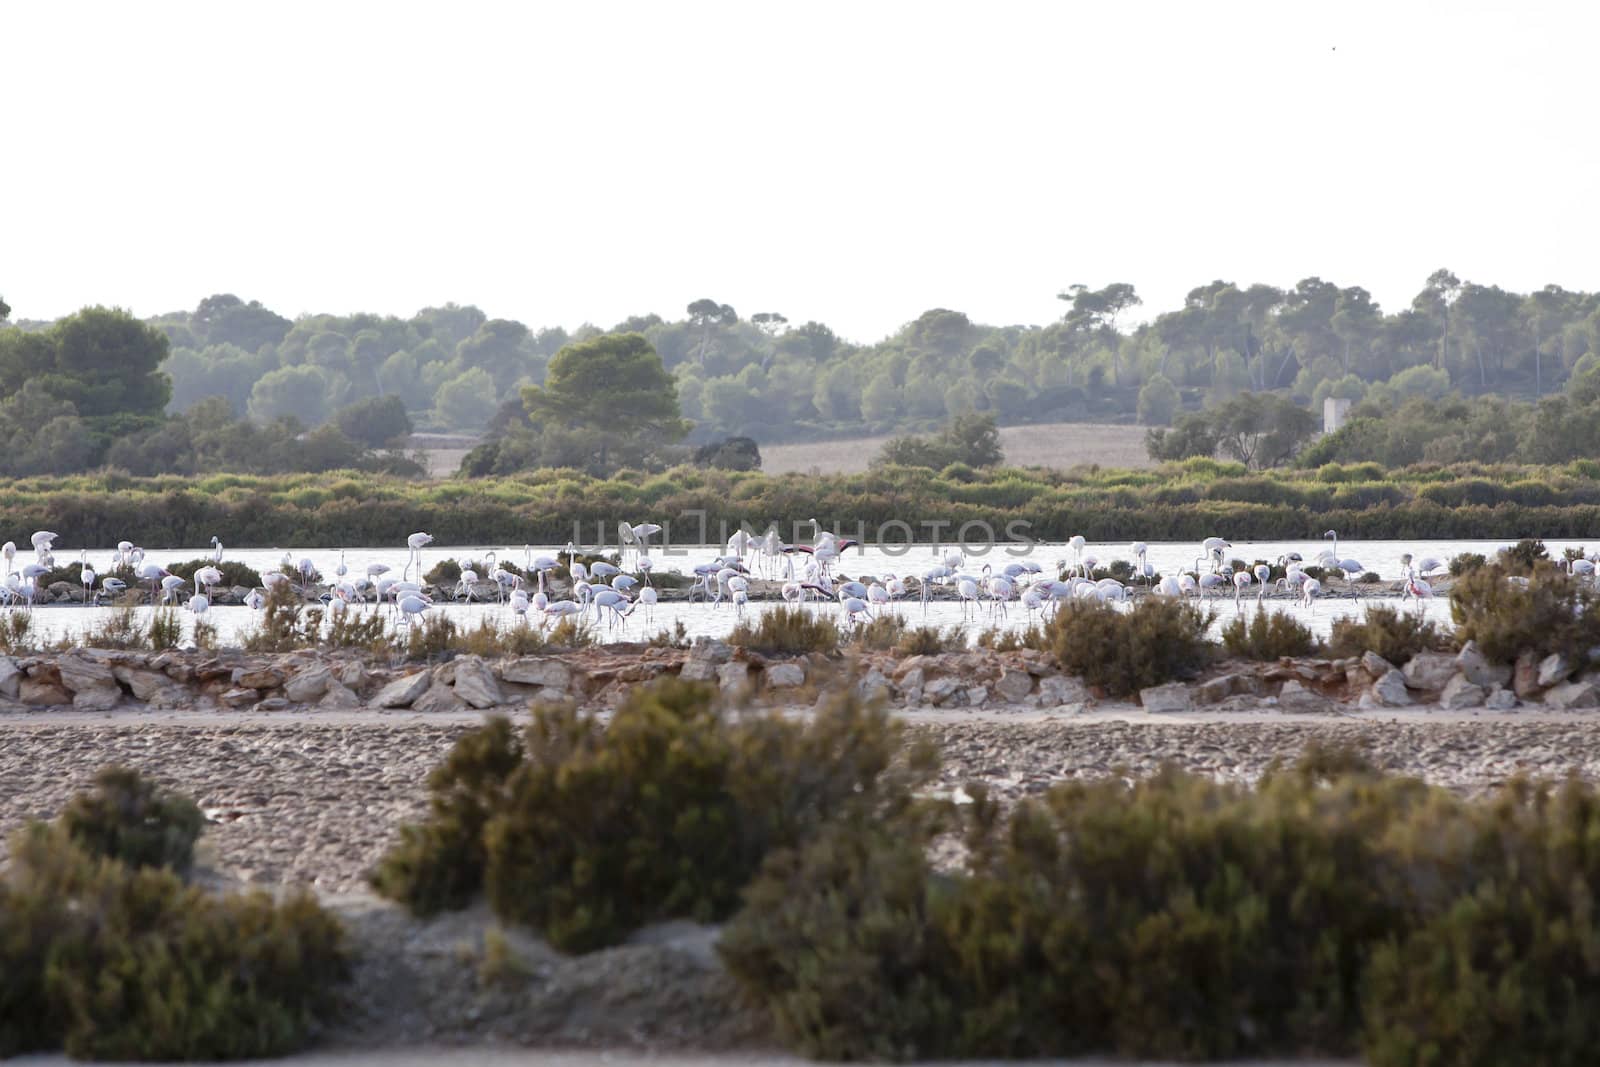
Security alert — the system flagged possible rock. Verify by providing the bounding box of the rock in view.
[923,676,963,706]
[1484,686,1519,711]
[237,668,284,690]
[1140,682,1192,713]
[113,666,176,702]
[1544,679,1600,710]
[1439,673,1486,711]
[964,685,989,707]
[1035,674,1089,707]
[856,668,891,702]
[716,662,750,692]
[285,664,333,703]
[1455,641,1511,689]
[1538,653,1574,688]
[533,686,568,703]
[257,697,291,712]
[1195,673,1261,705]
[319,681,362,709]
[1368,669,1413,707]
[71,685,121,711]
[0,656,20,699]
[19,679,71,706]
[452,657,505,709]
[1402,652,1457,691]
[372,671,432,709]
[411,681,466,713]
[994,668,1035,704]
[1514,651,1544,700]
[220,686,259,708]
[893,666,925,696]
[891,656,931,683]
[1360,650,1395,679]
[500,658,572,689]
[1277,679,1337,713]
[335,660,368,690]
[765,662,806,689]
[680,660,718,683]
[691,639,733,664]
[57,654,116,694]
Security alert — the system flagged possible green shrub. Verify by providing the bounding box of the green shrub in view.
[1048,598,1214,696]
[975,623,1049,652]
[1450,563,1600,664]
[146,608,182,650]
[241,582,316,653]
[852,615,964,654]
[1221,607,1321,660]
[59,766,204,874]
[369,716,525,915]
[1498,538,1549,574]
[1450,551,1488,577]
[164,558,262,590]
[402,613,459,659]
[1327,604,1452,665]
[729,606,839,655]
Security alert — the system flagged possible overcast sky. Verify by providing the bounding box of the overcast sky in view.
[5,1,1596,342]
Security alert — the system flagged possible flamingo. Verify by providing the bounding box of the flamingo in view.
[1156,575,1183,598]
[592,588,633,629]
[188,593,209,617]
[79,551,96,604]
[245,588,267,611]
[210,536,225,563]
[1299,578,1322,610]
[194,565,224,601]
[100,577,128,604]
[1068,535,1087,576]
[397,593,431,626]
[956,575,981,619]
[405,532,433,580]
[1232,570,1252,606]
[637,585,658,624]
[160,575,188,605]
[841,596,870,627]
[542,600,583,628]
[30,531,58,558]
[1253,564,1271,602]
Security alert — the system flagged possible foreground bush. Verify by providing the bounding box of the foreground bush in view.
[375,679,930,953]
[1221,607,1321,659]
[59,766,205,874]
[1,772,347,1061]
[1450,561,1600,664]
[1327,604,1452,665]
[1048,598,1214,696]
[729,606,839,655]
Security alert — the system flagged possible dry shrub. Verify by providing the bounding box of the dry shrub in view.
[1327,604,1452,666]
[730,606,839,655]
[1221,607,1321,660]
[1450,562,1600,664]
[1048,598,1214,696]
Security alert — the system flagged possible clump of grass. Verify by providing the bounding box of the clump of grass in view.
[403,613,459,660]
[58,766,204,874]
[191,617,218,651]
[1221,608,1322,660]
[976,624,1048,653]
[0,611,36,653]
[1449,552,1488,577]
[78,606,142,650]
[1327,604,1452,666]
[1048,598,1215,697]
[730,606,839,655]
[325,608,387,649]
[648,620,691,649]
[241,583,317,653]
[145,609,182,651]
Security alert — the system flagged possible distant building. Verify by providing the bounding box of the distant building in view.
[1323,397,1352,434]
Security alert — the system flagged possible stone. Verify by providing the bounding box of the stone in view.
[717,662,750,692]
[680,659,718,683]
[1277,679,1337,713]
[1361,651,1396,679]
[1439,672,1486,711]
[285,664,333,703]
[856,668,891,702]
[500,658,572,689]
[1544,679,1600,710]
[964,685,989,707]
[1368,669,1413,707]
[1484,686,1519,711]
[19,679,71,706]
[220,686,259,708]
[452,657,505,709]
[0,656,19,698]
[372,671,432,709]
[237,668,284,690]
[691,639,734,664]
[1512,651,1542,699]
[1036,674,1089,707]
[257,697,291,712]
[411,681,466,713]
[1455,641,1511,689]
[335,660,368,690]
[923,676,963,706]
[765,662,806,689]
[994,668,1035,704]
[71,686,121,711]
[533,686,568,703]
[891,656,931,683]
[1140,682,1192,713]
[1402,652,1457,691]
[57,654,116,694]
[1538,653,1574,689]
[1195,673,1262,705]
[319,681,362,709]
[113,666,176,702]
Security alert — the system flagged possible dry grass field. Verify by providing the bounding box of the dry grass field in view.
[761,422,1153,475]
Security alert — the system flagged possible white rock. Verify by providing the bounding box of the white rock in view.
[112,666,175,702]
[1538,653,1574,688]
[411,680,467,713]
[1277,679,1337,713]
[57,654,116,694]
[319,680,362,709]
[923,676,963,706]
[1439,673,1486,711]
[0,656,20,699]
[1484,686,1518,711]
[964,685,989,707]
[285,664,333,703]
[1544,679,1599,710]
[1369,669,1413,707]
[994,668,1035,704]
[372,671,432,708]
[1455,641,1510,689]
[680,660,718,683]
[71,685,121,711]
[220,686,259,708]
[500,658,573,689]
[1360,650,1396,679]
[1402,652,1457,691]
[452,656,505,709]
[1140,682,1192,713]
[1036,674,1089,708]
[856,668,891,702]
[765,662,806,689]
[716,662,750,691]
[335,660,368,690]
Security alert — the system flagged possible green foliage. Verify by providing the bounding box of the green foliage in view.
[875,413,1004,469]
[729,606,839,655]
[1221,607,1321,659]
[1136,372,1181,425]
[0,611,35,652]
[1048,598,1215,696]
[145,608,182,650]
[850,615,965,655]
[1147,393,1316,469]
[241,582,317,653]
[1498,537,1550,573]
[164,557,262,590]
[1451,562,1600,664]
[376,682,928,954]
[693,435,763,471]
[1450,551,1488,576]
[1327,605,1452,665]
[331,393,412,448]
[59,766,204,873]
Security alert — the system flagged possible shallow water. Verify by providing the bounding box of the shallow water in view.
[11,536,1504,648]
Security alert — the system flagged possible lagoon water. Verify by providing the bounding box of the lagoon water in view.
[15,537,1533,648]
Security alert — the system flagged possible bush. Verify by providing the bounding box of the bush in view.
[1451,563,1600,665]
[1450,551,1489,577]
[164,557,262,590]
[729,606,839,655]
[1327,604,1452,666]
[59,766,204,873]
[850,615,964,654]
[375,681,929,954]
[1048,598,1214,696]
[1221,608,1321,659]
[1498,537,1549,574]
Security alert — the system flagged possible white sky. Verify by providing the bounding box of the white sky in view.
[4,1,1597,343]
